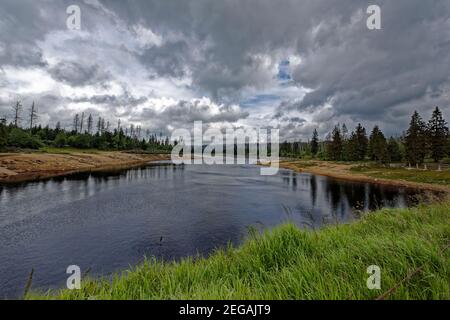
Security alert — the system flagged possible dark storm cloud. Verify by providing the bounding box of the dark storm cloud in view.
[101,0,450,112]
[138,41,190,78]
[71,92,147,108]
[139,100,249,125]
[0,0,448,136]
[0,0,67,67]
[292,0,450,121]
[49,61,112,87]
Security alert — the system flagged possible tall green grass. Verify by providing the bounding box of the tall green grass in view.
[29,202,449,300]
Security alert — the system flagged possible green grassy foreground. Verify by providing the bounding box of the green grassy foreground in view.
[29,202,449,300]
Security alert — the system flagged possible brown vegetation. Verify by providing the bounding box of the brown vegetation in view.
[0,151,170,183]
[280,160,450,194]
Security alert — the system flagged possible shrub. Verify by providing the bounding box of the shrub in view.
[68,134,92,149]
[7,128,44,149]
[53,132,68,148]
[0,124,8,148]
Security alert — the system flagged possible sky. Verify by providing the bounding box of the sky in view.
[0,0,449,141]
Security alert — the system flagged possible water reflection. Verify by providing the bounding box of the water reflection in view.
[0,163,438,298]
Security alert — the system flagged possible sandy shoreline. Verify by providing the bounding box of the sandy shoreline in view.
[0,151,171,183]
[279,160,450,195]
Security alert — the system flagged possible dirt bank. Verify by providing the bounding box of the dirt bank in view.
[280,160,450,195]
[0,151,171,183]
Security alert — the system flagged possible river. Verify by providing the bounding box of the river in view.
[0,162,430,298]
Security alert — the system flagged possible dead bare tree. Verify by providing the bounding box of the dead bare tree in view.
[80,112,85,133]
[29,101,38,130]
[12,101,22,127]
[87,114,93,134]
[73,113,80,133]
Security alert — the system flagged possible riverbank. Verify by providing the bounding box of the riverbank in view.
[280,160,450,194]
[28,201,449,300]
[0,150,170,183]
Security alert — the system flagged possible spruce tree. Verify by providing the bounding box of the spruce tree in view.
[428,107,448,164]
[405,111,427,166]
[387,137,402,162]
[354,123,368,161]
[327,126,343,161]
[369,126,388,164]
[346,131,358,161]
[347,124,368,161]
[311,129,319,157]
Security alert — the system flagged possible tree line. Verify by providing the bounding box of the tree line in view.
[1,100,448,164]
[0,100,172,152]
[281,107,449,168]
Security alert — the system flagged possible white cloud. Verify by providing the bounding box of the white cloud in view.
[133,24,163,48]
[1,0,449,141]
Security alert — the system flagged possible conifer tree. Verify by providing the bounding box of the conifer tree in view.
[369,126,388,164]
[387,137,402,162]
[311,129,319,157]
[327,126,343,161]
[404,111,427,166]
[427,107,448,165]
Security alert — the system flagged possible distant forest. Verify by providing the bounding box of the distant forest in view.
[1,101,449,167]
[0,101,172,153]
[281,107,449,166]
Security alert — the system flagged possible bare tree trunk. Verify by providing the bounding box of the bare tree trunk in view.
[12,101,22,127]
[73,114,79,133]
[29,101,38,130]
[80,112,85,133]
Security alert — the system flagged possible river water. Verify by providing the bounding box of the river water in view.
[0,162,430,298]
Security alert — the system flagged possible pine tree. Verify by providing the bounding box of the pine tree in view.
[311,129,319,157]
[428,107,448,165]
[369,126,388,164]
[347,131,358,161]
[345,124,368,161]
[387,137,402,162]
[341,124,350,160]
[327,126,343,161]
[405,111,427,166]
[354,123,368,160]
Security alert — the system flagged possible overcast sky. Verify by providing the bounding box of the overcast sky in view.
[0,0,449,140]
